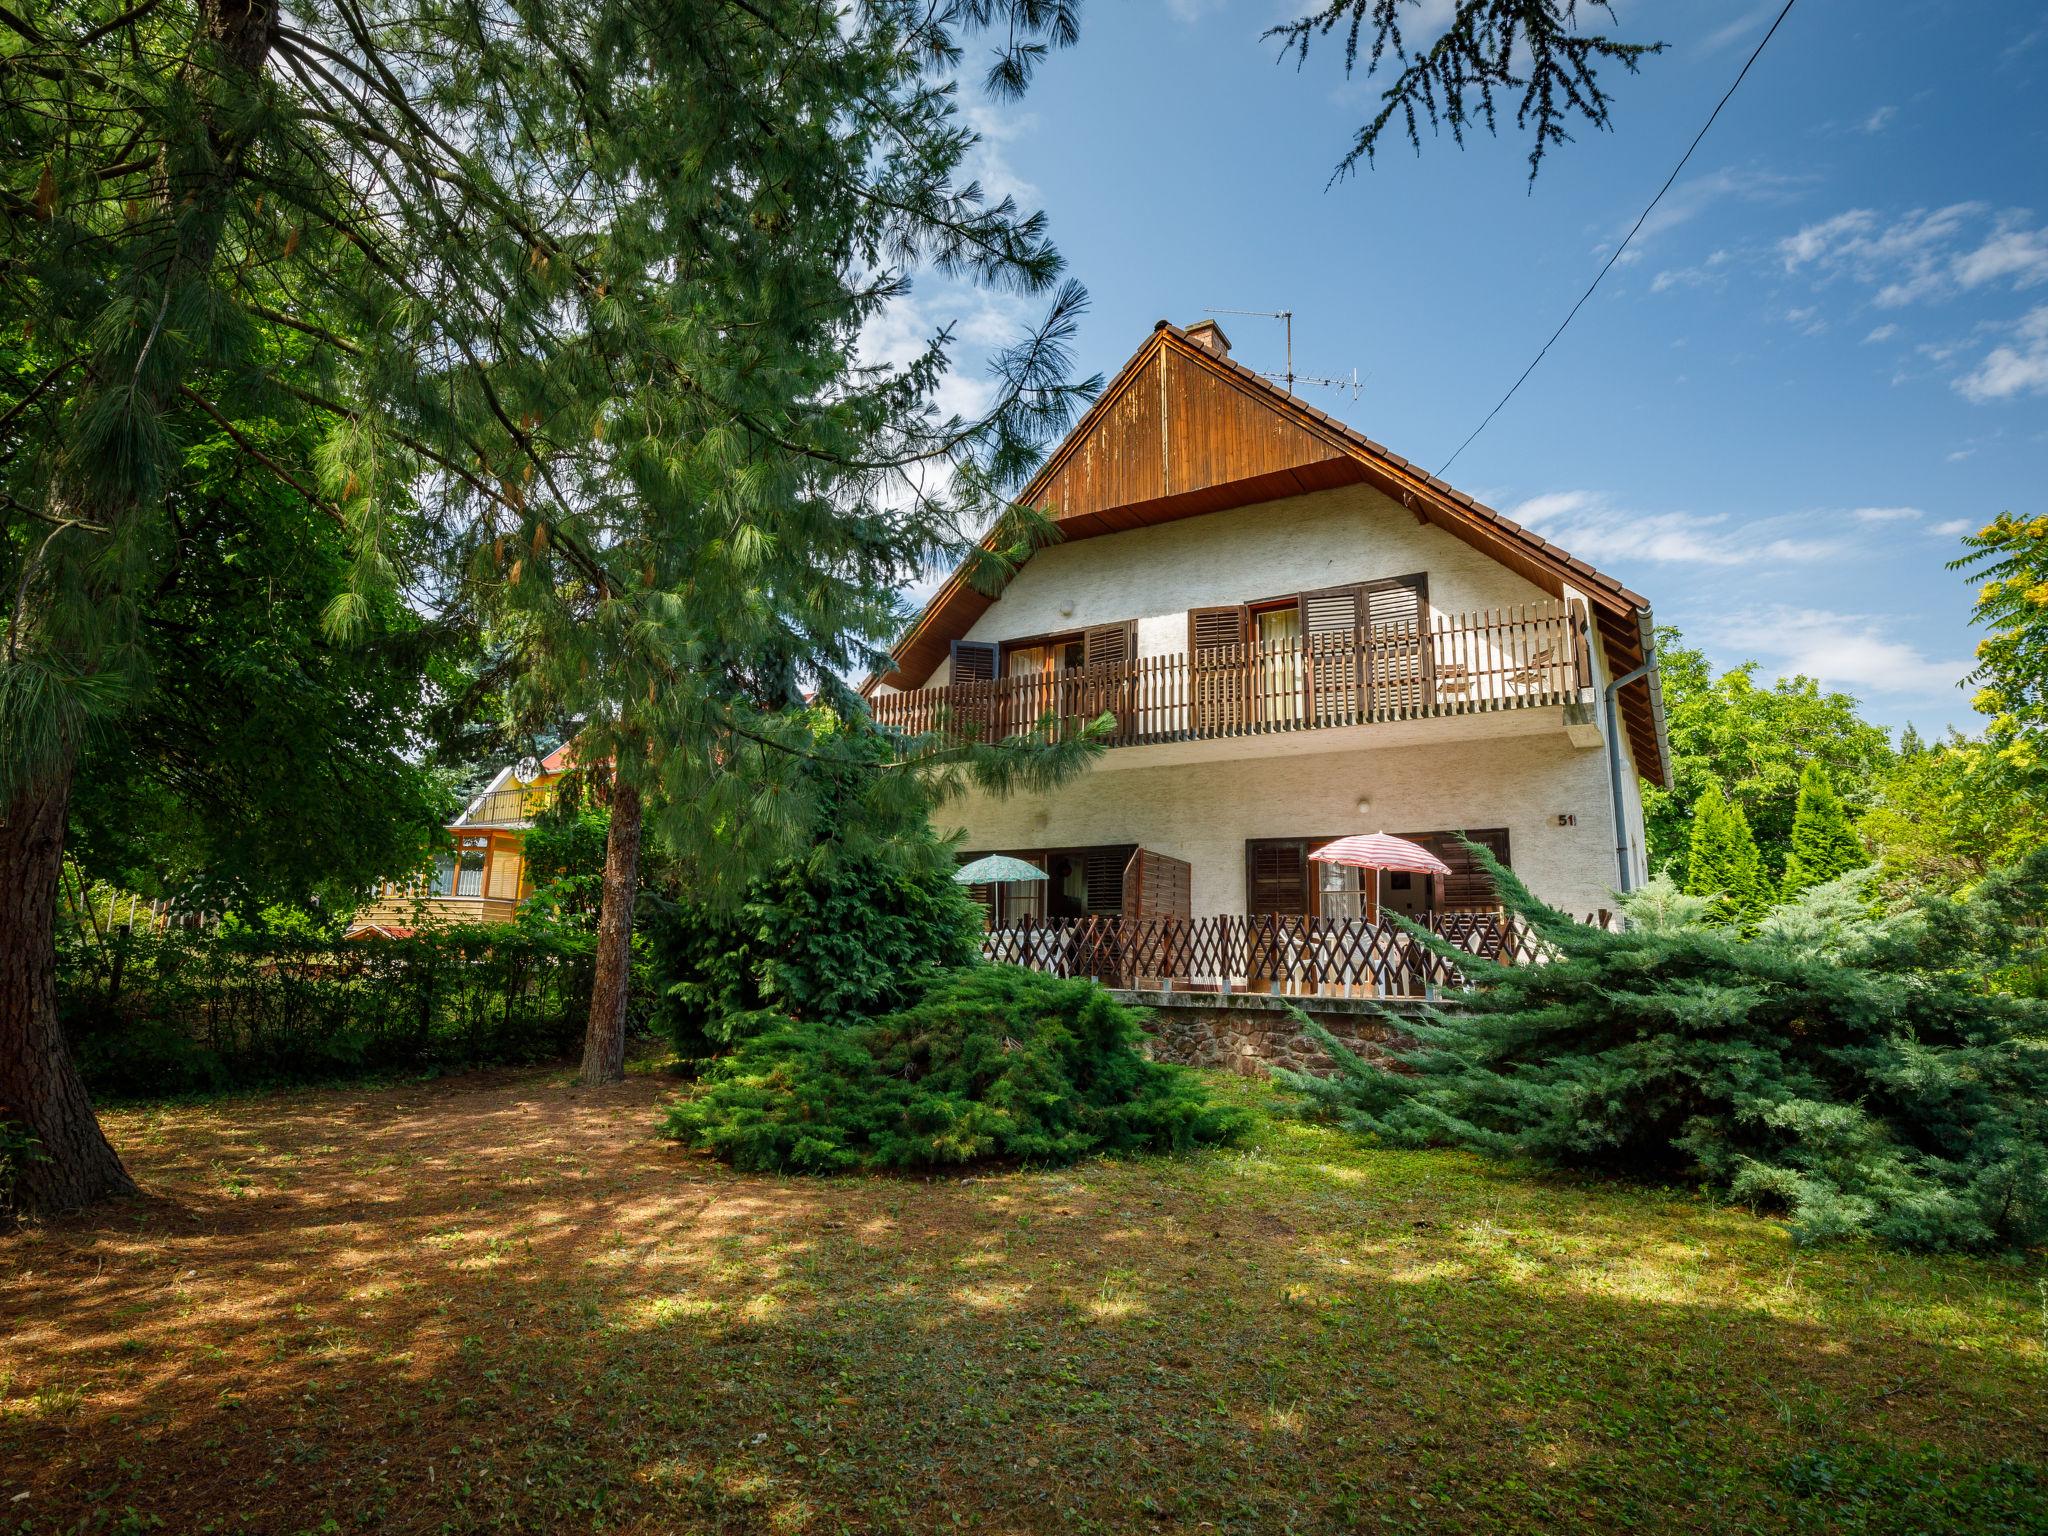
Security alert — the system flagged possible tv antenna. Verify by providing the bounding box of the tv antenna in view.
[1203,307,1364,400]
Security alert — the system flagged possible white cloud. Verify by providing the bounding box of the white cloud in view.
[1862,323,1898,344]
[1508,491,1841,568]
[1952,223,2048,291]
[1955,305,2048,402]
[1859,105,1897,134]
[1780,203,2048,308]
[1849,505,1921,524]
[1623,168,1803,250]
[959,101,1039,209]
[1930,518,1974,536]
[1164,0,1231,19]
[856,281,1034,426]
[1704,607,1972,699]
[1699,2,1778,54]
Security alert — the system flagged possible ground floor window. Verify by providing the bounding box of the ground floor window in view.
[958,844,1136,924]
[1245,830,1511,919]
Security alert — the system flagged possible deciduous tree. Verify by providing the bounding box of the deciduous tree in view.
[1643,630,1894,884]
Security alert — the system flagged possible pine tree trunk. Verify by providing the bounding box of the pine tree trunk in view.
[0,754,138,1214]
[579,778,642,1086]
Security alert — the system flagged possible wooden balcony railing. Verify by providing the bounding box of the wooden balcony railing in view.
[458,785,554,826]
[869,600,1590,748]
[979,911,1565,999]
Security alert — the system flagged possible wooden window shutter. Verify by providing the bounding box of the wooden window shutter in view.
[1188,605,1248,733]
[1188,605,1248,652]
[1298,585,1363,724]
[1362,574,1431,709]
[1122,847,1192,921]
[1298,585,1363,636]
[949,640,998,685]
[1245,838,1309,916]
[1361,573,1429,631]
[1405,828,1511,909]
[1082,622,1134,669]
[1083,847,1130,914]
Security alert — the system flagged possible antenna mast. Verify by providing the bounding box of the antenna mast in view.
[1202,307,1362,401]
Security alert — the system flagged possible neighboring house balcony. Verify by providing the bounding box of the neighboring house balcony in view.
[457,783,556,829]
[868,599,1594,759]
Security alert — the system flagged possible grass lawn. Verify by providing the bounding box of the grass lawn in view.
[2,1064,2044,1535]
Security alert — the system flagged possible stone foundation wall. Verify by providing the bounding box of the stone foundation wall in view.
[1112,989,1433,1077]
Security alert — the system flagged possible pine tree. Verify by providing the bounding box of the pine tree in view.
[1780,762,1866,898]
[1683,783,1774,931]
[2,0,1100,1210]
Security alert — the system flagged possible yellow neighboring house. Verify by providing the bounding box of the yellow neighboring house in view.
[346,743,580,936]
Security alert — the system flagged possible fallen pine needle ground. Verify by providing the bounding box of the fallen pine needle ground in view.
[2,1064,2043,1534]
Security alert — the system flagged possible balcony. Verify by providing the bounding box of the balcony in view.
[457,784,555,827]
[869,600,1591,750]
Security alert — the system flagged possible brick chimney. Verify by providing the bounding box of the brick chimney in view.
[1182,319,1231,359]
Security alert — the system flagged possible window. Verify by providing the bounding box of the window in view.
[1253,604,1301,724]
[1245,829,1511,919]
[959,845,1133,924]
[432,850,487,898]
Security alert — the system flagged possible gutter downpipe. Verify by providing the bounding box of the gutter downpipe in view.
[1604,659,1656,895]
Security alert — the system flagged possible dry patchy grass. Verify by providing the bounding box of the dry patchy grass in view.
[1,1065,2044,1534]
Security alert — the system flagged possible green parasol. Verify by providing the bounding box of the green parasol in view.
[954,854,1049,885]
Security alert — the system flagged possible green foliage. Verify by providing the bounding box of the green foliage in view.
[1283,849,2048,1252]
[1644,630,1895,884]
[1953,513,2048,763]
[646,713,994,1055]
[1861,731,2048,891]
[1781,763,1866,899]
[662,966,1250,1173]
[59,926,594,1099]
[0,1117,46,1225]
[59,416,455,912]
[649,856,985,1056]
[1682,781,1774,930]
[518,804,615,927]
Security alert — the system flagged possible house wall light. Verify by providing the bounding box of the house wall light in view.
[1355,797,1372,816]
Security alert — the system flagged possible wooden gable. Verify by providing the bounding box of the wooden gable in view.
[1030,341,1369,536]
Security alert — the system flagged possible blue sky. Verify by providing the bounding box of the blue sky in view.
[887,0,2048,736]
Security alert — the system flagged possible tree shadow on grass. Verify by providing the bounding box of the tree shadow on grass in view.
[1,1068,2043,1535]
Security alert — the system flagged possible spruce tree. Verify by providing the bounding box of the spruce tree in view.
[1683,782,1773,931]
[1,0,1099,1211]
[1780,762,1866,898]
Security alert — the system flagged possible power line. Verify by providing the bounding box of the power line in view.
[1436,0,1801,479]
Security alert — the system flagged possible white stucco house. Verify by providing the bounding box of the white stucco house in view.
[863,319,1668,981]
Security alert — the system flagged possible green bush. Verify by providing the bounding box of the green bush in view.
[647,854,985,1056]
[1283,848,2048,1252]
[60,924,596,1098]
[662,965,1250,1172]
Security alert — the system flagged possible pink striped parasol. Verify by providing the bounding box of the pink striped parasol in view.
[1309,834,1452,876]
[1309,834,1451,923]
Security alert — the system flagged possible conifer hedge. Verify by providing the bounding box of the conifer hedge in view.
[1284,852,2048,1251]
[663,966,1249,1172]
